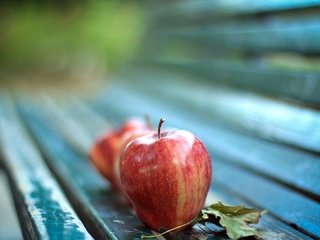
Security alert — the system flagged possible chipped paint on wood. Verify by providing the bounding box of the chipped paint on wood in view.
[0,96,93,240]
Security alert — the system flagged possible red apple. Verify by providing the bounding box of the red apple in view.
[120,118,212,230]
[90,118,149,190]
[115,128,155,192]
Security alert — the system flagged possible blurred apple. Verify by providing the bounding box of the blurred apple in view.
[90,118,150,190]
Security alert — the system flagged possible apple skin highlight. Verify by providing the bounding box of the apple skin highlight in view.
[120,129,212,230]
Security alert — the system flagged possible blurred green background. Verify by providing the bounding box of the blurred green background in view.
[0,0,144,90]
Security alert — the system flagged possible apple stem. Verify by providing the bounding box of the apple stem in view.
[157,118,165,140]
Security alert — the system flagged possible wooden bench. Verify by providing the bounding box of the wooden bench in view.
[1,1,320,239]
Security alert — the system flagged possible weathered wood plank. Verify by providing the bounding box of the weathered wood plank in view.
[18,103,149,240]
[39,97,93,154]
[66,97,111,140]
[0,96,93,240]
[132,73,320,152]
[209,184,312,240]
[21,99,312,240]
[214,161,320,239]
[89,85,320,238]
[0,170,22,239]
[141,59,320,104]
[26,96,111,158]
[91,84,320,199]
[150,16,320,54]
[151,0,320,20]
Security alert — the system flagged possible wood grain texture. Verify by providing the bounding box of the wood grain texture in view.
[141,3,320,105]
[20,98,313,240]
[141,59,320,104]
[91,83,320,199]
[132,74,320,153]
[19,104,148,240]
[149,16,320,54]
[89,85,320,238]
[0,96,92,240]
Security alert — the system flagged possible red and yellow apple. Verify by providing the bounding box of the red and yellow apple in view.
[115,128,154,192]
[90,118,150,190]
[120,119,212,230]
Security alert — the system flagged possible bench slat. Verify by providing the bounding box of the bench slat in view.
[66,97,111,139]
[0,96,93,240]
[214,161,320,239]
[89,85,320,238]
[22,98,313,240]
[133,74,320,152]
[39,97,94,154]
[143,59,320,104]
[19,104,150,240]
[153,16,320,53]
[151,0,320,20]
[93,85,320,199]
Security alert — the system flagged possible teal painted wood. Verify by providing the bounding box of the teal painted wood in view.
[91,84,320,199]
[20,103,236,240]
[149,17,320,54]
[18,104,150,240]
[210,184,313,240]
[144,59,320,104]
[0,96,93,240]
[42,96,111,153]
[214,161,320,239]
[0,170,22,239]
[21,99,313,240]
[66,97,111,140]
[131,73,320,153]
[39,97,93,154]
[89,85,320,238]
[151,0,320,20]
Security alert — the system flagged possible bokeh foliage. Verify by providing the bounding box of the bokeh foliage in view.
[0,1,144,82]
